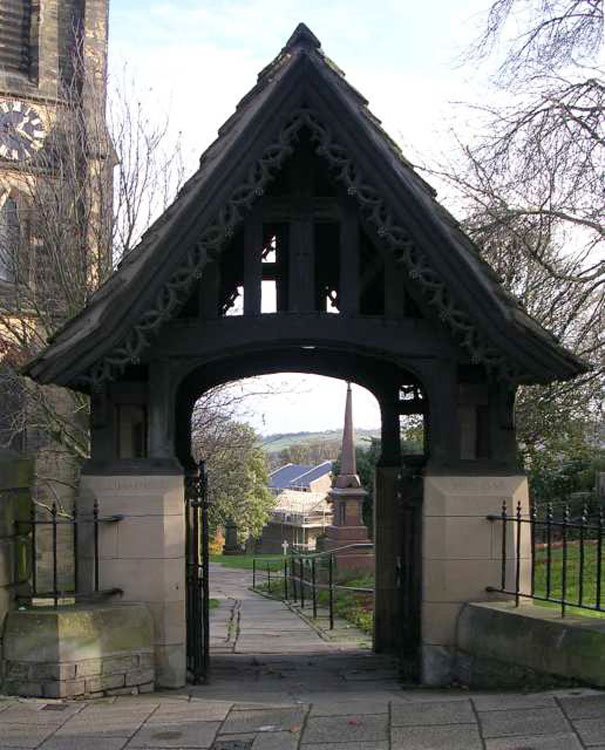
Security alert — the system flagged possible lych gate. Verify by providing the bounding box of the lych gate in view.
[25,25,586,688]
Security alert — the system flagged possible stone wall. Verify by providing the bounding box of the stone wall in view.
[457,601,605,689]
[2,603,155,698]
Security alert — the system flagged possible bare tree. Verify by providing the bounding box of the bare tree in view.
[0,51,184,508]
[472,0,603,82]
[423,0,604,461]
[443,0,604,283]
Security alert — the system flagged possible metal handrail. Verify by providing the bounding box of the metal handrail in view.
[252,543,374,630]
[296,542,374,559]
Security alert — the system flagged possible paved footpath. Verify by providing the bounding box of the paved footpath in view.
[0,563,603,749]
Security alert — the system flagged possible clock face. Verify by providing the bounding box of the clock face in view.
[0,100,46,162]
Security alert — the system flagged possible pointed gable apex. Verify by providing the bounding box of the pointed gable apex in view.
[284,22,321,51]
[24,24,588,389]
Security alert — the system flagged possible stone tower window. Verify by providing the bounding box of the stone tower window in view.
[0,195,20,282]
[0,0,32,76]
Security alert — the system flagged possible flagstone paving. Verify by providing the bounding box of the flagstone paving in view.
[0,563,603,749]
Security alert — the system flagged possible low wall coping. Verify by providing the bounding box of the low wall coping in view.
[457,601,605,688]
[2,602,154,663]
[2,602,155,698]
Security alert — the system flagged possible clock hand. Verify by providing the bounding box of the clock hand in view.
[15,126,36,143]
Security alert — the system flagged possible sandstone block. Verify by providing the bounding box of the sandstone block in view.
[76,658,103,677]
[43,679,86,698]
[125,668,154,687]
[102,655,137,675]
[30,662,76,681]
[85,673,125,693]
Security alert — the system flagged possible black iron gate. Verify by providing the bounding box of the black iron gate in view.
[184,461,210,683]
[397,456,424,682]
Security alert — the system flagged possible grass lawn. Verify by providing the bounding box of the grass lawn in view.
[210,554,284,571]
[533,543,604,618]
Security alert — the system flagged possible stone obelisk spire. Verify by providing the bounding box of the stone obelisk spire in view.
[325,383,372,570]
[334,383,362,489]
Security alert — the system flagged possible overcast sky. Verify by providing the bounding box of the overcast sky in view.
[107,0,498,435]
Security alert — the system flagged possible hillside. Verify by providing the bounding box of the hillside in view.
[261,428,380,455]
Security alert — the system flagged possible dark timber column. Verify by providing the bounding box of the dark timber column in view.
[89,384,114,464]
[339,201,360,315]
[243,210,262,315]
[288,149,314,312]
[426,360,459,466]
[384,255,405,318]
[200,261,220,319]
[148,359,175,459]
[374,385,401,654]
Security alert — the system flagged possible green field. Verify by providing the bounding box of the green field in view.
[260,428,379,455]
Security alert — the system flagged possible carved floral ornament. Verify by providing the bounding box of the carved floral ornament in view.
[82,107,522,388]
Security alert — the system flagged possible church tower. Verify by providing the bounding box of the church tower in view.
[325,383,373,570]
[0,2,110,474]
[0,0,110,284]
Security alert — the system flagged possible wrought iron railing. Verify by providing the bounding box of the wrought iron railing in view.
[185,462,210,684]
[252,543,374,630]
[487,500,604,616]
[13,499,123,607]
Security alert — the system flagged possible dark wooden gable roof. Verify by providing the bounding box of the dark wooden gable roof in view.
[24,23,588,389]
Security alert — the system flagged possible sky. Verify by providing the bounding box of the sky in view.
[106,0,499,435]
[108,0,495,174]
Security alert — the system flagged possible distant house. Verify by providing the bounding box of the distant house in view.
[256,461,334,553]
[268,461,333,494]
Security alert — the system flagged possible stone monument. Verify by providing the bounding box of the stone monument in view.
[223,519,242,555]
[325,384,373,571]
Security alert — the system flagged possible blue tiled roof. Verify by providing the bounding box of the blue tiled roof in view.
[268,461,332,491]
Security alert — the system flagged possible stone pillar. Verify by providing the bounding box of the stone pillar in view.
[421,474,531,685]
[80,471,186,689]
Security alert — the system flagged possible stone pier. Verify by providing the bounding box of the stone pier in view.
[80,468,186,689]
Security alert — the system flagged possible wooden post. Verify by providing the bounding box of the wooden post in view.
[244,211,262,315]
[339,201,359,315]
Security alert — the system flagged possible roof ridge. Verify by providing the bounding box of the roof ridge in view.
[284,23,321,52]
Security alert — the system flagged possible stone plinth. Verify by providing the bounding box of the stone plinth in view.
[325,487,373,572]
[223,519,243,555]
[421,474,531,686]
[2,603,154,698]
[80,473,186,689]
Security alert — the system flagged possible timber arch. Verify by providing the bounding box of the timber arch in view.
[24,23,587,688]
